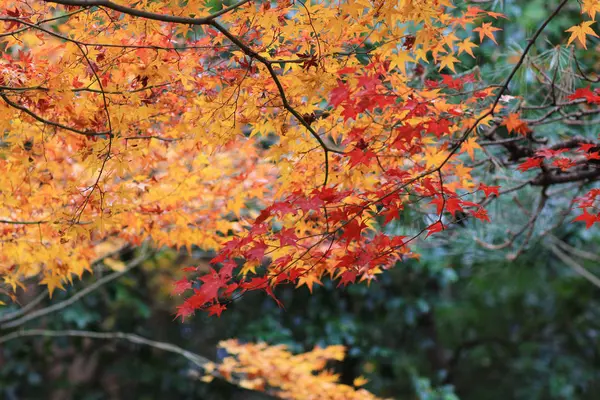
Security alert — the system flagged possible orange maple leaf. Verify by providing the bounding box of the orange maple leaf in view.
[502,113,531,135]
[473,22,502,44]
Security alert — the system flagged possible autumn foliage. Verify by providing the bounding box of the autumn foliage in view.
[0,0,599,328]
[204,340,380,399]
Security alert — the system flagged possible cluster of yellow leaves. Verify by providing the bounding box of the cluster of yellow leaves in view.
[566,1,600,49]
[204,340,383,400]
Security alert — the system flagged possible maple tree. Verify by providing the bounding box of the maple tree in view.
[1,0,600,367]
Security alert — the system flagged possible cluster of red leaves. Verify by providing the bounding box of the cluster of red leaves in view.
[175,66,499,319]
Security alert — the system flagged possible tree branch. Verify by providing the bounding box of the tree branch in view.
[548,244,600,290]
[0,328,213,368]
[45,0,252,25]
[0,93,111,137]
[0,248,151,330]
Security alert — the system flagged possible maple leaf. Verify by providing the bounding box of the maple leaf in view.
[552,157,576,171]
[586,152,600,160]
[457,38,477,57]
[296,273,323,293]
[462,136,482,160]
[353,376,369,387]
[206,303,227,317]
[582,0,600,20]
[175,302,195,322]
[573,209,600,229]
[192,269,228,307]
[275,228,298,247]
[426,119,451,139]
[517,157,543,172]
[479,183,500,197]
[566,21,599,49]
[470,207,490,222]
[330,81,351,107]
[219,260,238,279]
[441,74,465,90]
[40,274,65,298]
[340,219,368,242]
[439,54,460,73]
[430,196,463,216]
[502,113,531,135]
[445,198,464,216]
[246,241,268,261]
[173,277,192,295]
[426,221,445,238]
[473,22,502,44]
[347,147,376,167]
[579,143,597,152]
[337,269,358,287]
[567,86,600,103]
[536,148,568,158]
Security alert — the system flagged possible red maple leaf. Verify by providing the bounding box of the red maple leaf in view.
[175,302,195,321]
[429,196,463,216]
[578,143,596,153]
[470,207,490,222]
[567,86,600,104]
[426,119,451,139]
[425,221,444,237]
[479,183,500,197]
[337,269,358,287]
[347,147,376,167]
[441,74,464,90]
[254,207,272,224]
[357,74,379,91]
[573,209,600,229]
[330,81,351,107]
[586,152,600,160]
[552,158,576,171]
[191,269,228,306]
[340,219,368,242]
[517,157,543,172]
[276,228,298,247]
[246,241,268,260]
[219,260,237,279]
[536,148,568,158]
[206,303,227,317]
[445,198,464,216]
[172,277,192,295]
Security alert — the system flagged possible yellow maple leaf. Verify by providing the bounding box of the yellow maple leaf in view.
[457,38,477,58]
[566,21,599,49]
[582,0,600,20]
[389,50,414,74]
[439,54,460,73]
[462,136,482,160]
[40,274,65,298]
[424,147,450,170]
[353,375,369,387]
[296,272,323,293]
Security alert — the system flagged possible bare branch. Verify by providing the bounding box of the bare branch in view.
[548,244,600,290]
[0,328,213,368]
[0,248,151,330]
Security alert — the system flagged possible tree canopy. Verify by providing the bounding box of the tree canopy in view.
[1,0,600,397]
